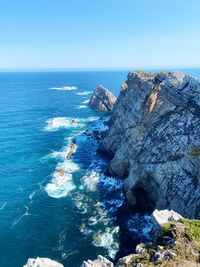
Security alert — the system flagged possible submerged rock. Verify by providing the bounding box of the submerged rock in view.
[89,85,116,111]
[24,257,63,267]
[102,70,200,218]
[81,255,114,267]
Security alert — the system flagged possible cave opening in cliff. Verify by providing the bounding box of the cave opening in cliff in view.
[131,181,158,213]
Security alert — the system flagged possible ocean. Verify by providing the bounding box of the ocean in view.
[0,69,199,267]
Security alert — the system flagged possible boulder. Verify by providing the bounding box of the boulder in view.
[81,255,114,267]
[151,209,183,236]
[135,243,147,254]
[24,257,63,267]
[88,85,116,111]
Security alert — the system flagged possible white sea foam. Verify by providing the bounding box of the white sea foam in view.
[76,91,92,96]
[29,190,38,203]
[75,201,89,214]
[0,202,7,211]
[100,176,123,191]
[81,171,99,191]
[12,206,30,228]
[45,172,75,198]
[50,86,77,90]
[127,213,153,239]
[92,227,120,258]
[86,116,100,122]
[45,139,79,198]
[45,160,78,198]
[77,105,87,109]
[82,99,89,104]
[44,117,85,131]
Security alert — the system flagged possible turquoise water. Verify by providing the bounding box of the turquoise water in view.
[0,69,200,267]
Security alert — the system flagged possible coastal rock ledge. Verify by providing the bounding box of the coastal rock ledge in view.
[89,85,116,111]
[81,255,114,267]
[24,257,63,267]
[102,70,200,218]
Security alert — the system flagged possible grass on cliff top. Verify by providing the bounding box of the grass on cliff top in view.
[162,218,200,250]
[180,218,200,245]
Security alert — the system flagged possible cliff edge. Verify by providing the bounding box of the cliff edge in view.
[102,70,200,218]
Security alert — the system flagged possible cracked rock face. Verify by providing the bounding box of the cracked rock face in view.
[89,85,116,111]
[102,71,200,218]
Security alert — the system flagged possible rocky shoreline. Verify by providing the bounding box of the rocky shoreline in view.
[25,70,200,266]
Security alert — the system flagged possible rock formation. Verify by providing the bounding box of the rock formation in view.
[24,257,63,267]
[67,141,76,159]
[81,255,114,267]
[116,213,200,266]
[101,70,200,218]
[151,209,183,237]
[89,85,116,111]
[82,211,200,266]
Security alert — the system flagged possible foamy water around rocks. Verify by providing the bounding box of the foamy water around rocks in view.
[43,114,153,262]
[0,70,157,267]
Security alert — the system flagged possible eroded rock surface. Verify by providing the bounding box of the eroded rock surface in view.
[24,257,63,267]
[151,209,183,237]
[89,85,116,111]
[81,255,114,267]
[102,70,200,218]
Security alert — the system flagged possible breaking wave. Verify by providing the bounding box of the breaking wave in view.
[45,141,79,198]
[82,99,89,104]
[77,105,87,109]
[76,91,92,96]
[50,86,77,90]
[44,117,85,131]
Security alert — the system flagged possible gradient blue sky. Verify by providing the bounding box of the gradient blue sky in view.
[0,0,200,70]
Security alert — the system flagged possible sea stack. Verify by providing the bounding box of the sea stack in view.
[88,84,116,111]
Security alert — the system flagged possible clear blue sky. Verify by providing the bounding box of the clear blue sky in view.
[0,0,200,70]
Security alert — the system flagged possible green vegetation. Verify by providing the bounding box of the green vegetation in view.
[180,218,200,249]
[161,222,176,236]
[117,218,200,266]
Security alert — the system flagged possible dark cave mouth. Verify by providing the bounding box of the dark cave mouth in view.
[131,183,159,213]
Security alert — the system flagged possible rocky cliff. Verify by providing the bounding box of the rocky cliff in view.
[102,70,200,218]
[24,257,64,267]
[89,85,116,111]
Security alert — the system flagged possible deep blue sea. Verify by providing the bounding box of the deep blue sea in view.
[0,69,200,267]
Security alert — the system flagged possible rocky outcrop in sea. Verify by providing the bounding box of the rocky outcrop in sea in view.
[88,85,116,111]
[101,70,200,219]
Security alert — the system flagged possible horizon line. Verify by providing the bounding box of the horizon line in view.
[0,66,200,72]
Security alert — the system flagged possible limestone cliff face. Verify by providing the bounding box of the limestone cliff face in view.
[102,71,200,218]
[89,85,116,111]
